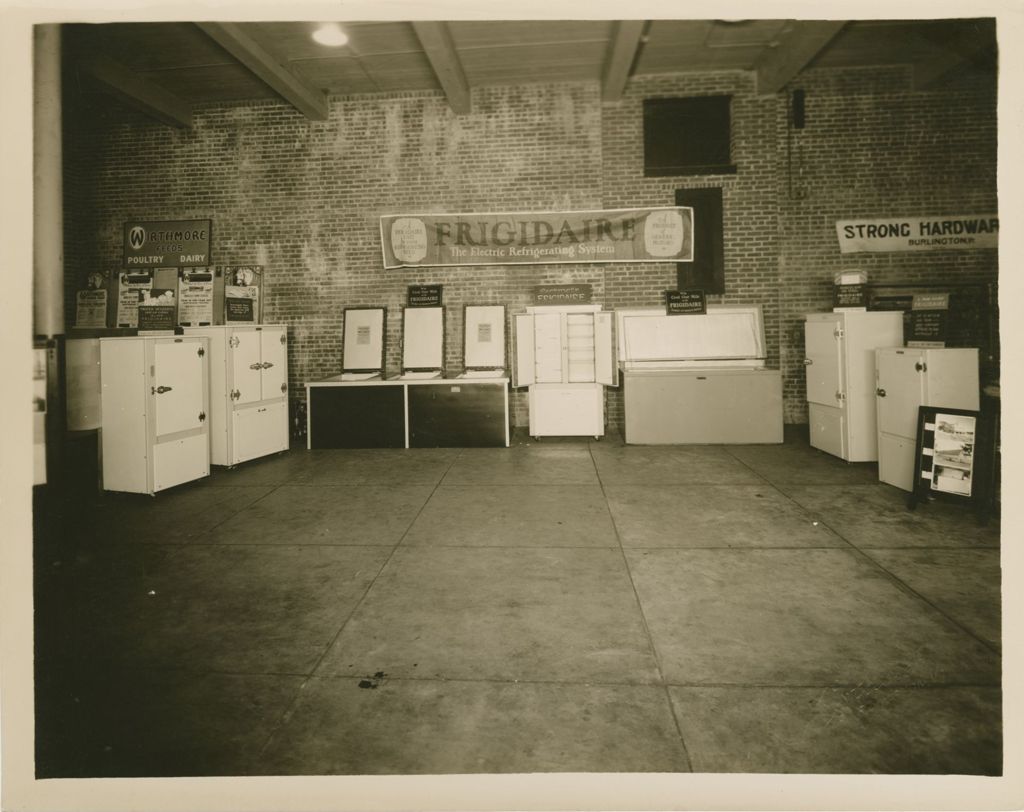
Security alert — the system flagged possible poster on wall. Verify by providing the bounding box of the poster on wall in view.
[835,215,998,253]
[907,293,950,348]
[221,265,262,323]
[177,268,214,326]
[380,207,694,269]
[75,290,108,328]
[116,271,154,327]
[138,288,177,331]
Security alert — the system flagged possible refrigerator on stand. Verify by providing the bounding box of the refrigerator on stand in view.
[875,347,979,491]
[803,311,904,461]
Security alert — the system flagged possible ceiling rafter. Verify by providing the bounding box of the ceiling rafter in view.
[602,20,646,102]
[412,21,472,115]
[77,53,193,128]
[196,22,328,120]
[753,20,846,94]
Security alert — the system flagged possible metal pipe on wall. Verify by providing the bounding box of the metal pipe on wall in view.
[33,23,64,338]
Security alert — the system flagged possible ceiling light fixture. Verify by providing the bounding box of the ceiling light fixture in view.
[312,23,348,47]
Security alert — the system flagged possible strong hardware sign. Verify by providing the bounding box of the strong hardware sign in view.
[380,207,693,269]
[123,219,212,267]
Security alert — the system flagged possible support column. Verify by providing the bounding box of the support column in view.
[33,23,63,338]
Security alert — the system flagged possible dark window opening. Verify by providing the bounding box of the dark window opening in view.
[644,95,737,177]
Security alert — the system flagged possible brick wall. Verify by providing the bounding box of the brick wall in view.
[776,66,998,422]
[63,65,998,430]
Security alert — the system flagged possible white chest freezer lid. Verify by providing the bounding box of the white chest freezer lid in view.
[464,304,507,371]
[618,305,767,367]
[342,307,387,373]
[402,306,444,372]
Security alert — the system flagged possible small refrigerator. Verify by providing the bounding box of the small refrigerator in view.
[513,304,616,439]
[803,311,904,461]
[875,347,979,491]
[184,325,290,466]
[100,335,211,494]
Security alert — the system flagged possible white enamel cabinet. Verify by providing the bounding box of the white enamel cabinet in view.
[513,305,616,438]
[100,335,211,494]
[875,347,979,490]
[803,311,903,461]
[185,325,290,466]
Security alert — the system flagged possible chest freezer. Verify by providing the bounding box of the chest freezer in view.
[617,305,783,444]
[803,311,904,461]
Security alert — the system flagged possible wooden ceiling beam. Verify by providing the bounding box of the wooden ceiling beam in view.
[412,21,472,115]
[754,20,846,95]
[77,54,193,128]
[602,20,646,102]
[196,22,328,120]
[912,26,995,89]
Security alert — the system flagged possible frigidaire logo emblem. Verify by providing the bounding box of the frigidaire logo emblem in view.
[128,226,146,249]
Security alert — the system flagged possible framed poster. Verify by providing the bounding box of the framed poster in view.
[117,271,154,327]
[908,405,990,520]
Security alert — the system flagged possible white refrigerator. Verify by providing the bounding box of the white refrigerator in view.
[185,325,290,466]
[100,335,211,494]
[513,304,616,439]
[803,311,904,461]
[875,347,979,491]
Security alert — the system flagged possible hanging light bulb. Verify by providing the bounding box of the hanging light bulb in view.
[312,23,348,47]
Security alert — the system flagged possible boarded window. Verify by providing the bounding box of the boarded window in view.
[644,96,736,177]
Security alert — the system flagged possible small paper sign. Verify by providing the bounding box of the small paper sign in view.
[907,292,950,347]
[138,288,176,330]
[665,289,706,315]
[833,284,867,309]
[177,268,214,326]
[225,296,255,322]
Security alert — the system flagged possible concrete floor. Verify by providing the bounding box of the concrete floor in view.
[33,429,1002,777]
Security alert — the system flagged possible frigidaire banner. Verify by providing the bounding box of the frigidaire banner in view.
[836,215,998,254]
[123,219,212,267]
[380,207,693,269]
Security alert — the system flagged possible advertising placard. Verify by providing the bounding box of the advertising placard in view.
[116,271,154,327]
[75,290,108,328]
[907,292,950,348]
[836,215,998,253]
[177,268,214,326]
[533,284,593,305]
[137,288,176,331]
[408,284,443,307]
[665,289,707,315]
[381,207,693,268]
[123,219,212,268]
[222,265,262,323]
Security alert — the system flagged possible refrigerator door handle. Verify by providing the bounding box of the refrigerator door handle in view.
[876,388,886,397]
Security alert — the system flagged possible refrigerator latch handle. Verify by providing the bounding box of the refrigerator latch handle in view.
[915,362,927,372]
[876,388,887,397]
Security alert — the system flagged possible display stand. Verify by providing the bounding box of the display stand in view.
[907,405,992,524]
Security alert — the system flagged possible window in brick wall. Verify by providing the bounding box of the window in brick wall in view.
[643,95,737,177]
